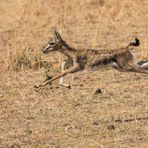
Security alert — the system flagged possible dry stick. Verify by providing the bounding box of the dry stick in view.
[60,0,65,31]
[77,1,87,86]
[79,1,107,86]
[115,0,127,21]
[107,1,128,91]
[58,0,66,64]
[90,0,107,91]
[101,135,148,144]
[6,41,10,70]
[17,0,23,20]
[114,116,148,123]
[59,0,76,86]
[91,0,107,49]
[142,39,148,60]
[91,1,128,91]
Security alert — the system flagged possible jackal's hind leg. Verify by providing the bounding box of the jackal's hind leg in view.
[111,62,132,72]
[127,61,148,74]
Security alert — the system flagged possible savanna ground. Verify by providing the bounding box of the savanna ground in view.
[0,0,148,147]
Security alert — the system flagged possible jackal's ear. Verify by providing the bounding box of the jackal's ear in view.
[52,27,62,41]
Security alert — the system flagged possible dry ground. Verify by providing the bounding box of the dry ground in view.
[0,0,148,147]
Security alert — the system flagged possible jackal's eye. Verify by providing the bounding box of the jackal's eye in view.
[49,42,55,46]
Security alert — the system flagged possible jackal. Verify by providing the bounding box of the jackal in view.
[35,28,148,89]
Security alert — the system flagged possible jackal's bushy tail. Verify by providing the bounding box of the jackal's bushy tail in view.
[127,38,140,47]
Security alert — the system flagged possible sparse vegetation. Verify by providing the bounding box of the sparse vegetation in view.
[0,0,148,147]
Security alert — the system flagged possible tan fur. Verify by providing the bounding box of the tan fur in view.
[34,29,147,89]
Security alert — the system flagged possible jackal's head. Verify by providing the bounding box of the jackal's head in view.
[42,28,63,54]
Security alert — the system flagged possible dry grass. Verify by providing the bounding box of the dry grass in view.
[0,0,148,147]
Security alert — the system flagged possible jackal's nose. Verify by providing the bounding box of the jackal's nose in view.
[42,48,47,54]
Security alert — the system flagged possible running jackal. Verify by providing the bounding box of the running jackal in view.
[35,28,148,89]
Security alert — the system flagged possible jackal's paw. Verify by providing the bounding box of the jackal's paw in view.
[64,84,71,89]
[60,83,71,89]
[33,84,41,92]
[67,84,71,89]
[34,84,40,89]
[34,84,43,90]
[43,75,53,82]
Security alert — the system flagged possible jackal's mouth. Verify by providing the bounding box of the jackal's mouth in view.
[42,49,49,54]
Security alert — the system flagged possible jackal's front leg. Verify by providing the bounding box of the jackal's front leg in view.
[34,64,80,89]
[59,61,73,88]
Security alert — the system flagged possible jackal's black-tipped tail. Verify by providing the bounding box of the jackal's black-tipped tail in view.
[128,38,140,47]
